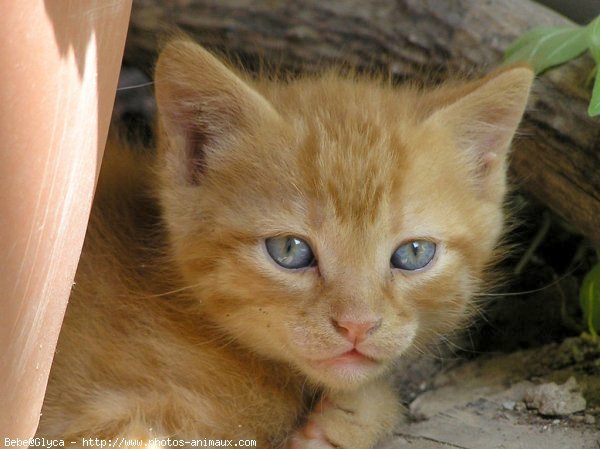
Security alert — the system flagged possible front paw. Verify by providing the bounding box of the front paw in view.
[285,398,337,449]
[286,381,400,449]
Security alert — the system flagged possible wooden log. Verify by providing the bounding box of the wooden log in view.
[125,0,600,248]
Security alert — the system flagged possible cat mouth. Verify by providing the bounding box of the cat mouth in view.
[312,349,379,369]
[302,348,385,386]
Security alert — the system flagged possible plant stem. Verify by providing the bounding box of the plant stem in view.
[514,212,552,276]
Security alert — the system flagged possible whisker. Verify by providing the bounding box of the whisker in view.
[433,333,479,355]
[117,81,155,91]
[141,280,204,298]
[479,263,581,297]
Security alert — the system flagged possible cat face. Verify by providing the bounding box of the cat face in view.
[154,40,532,389]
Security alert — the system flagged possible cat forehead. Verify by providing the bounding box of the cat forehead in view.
[214,75,474,233]
[260,75,422,124]
[260,77,424,226]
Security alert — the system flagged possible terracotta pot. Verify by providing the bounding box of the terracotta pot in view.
[0,0,132,439]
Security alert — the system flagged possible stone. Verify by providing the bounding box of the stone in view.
[502,400,516,410]
[523,377,587,417]
[583,414,596,425]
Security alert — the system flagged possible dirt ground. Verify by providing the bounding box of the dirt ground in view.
[387,336,600,449]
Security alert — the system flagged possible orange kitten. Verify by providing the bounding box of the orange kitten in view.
[37,39,532,448]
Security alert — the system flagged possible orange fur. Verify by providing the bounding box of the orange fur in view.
[37,39,533,449]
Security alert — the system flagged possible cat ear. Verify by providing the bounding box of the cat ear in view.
[426,67,534,199]
[154,39,278,184]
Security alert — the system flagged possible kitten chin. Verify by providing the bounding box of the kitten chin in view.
[38,38,532,448]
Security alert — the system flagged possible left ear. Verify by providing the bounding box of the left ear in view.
[154,39,280,186]
[426,66,534,199]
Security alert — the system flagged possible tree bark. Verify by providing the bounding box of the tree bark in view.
[125,0,600,248]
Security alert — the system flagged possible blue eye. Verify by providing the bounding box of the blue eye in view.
[265,236,315,269]
[391,240,436,271]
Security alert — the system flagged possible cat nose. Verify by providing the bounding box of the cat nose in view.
[332,318,382,343]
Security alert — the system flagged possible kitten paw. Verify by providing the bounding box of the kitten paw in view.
[286,380,400,449]
[286,418,338,449]
[285,396,353,449]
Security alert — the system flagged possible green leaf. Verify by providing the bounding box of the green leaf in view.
[505,27,562,57]
[589,66,600,116]
[588,16,600,63]
[504,26,589,74]
[580,262,600,338]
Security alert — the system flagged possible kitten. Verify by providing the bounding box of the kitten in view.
[37,38,532,448]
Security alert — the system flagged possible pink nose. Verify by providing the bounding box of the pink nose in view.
[332,318,382,343]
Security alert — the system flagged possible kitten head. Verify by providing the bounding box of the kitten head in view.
[154,39,532,389]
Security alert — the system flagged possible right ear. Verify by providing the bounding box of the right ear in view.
[154,39,278,185]
[422,66,533,200]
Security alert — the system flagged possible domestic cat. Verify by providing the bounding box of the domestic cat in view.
[37,38,533,448]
